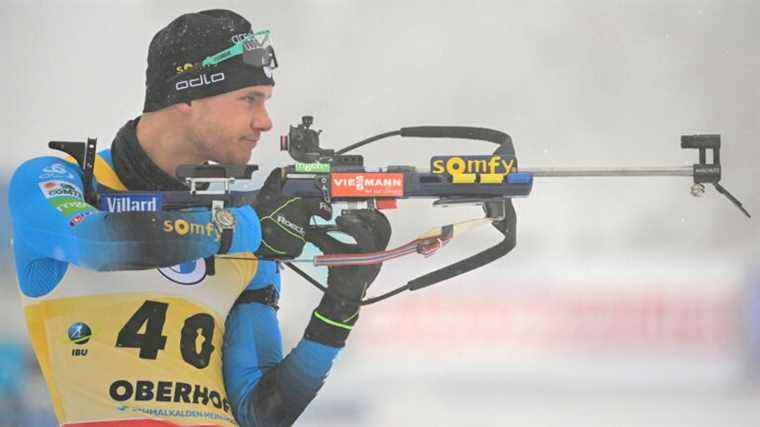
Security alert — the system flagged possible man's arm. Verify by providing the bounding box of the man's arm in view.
[9,156,262,294]
[223,262,340,427]
[223,210,391,427]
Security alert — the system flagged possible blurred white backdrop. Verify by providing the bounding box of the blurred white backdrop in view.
[1,1,759,426]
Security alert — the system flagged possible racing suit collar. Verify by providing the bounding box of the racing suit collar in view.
[111,117,189,191]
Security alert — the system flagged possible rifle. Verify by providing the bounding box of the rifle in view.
[50,115,750,304]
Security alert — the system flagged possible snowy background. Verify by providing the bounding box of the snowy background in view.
[1,1,759,426]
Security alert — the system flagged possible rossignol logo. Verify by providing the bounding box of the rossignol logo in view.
[175,73,226,91]
[331,173,405,197]
[275,214,305,237]
[99,193,162,213]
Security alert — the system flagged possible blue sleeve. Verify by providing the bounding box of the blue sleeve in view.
[9,157,262,296]
[223,262,341,426]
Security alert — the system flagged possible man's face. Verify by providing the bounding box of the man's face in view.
[187,85,273,165]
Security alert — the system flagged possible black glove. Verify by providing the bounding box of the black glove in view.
[251,168,328,259]
[304,209,391,348]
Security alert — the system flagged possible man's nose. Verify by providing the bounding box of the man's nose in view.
[252,107,272,132]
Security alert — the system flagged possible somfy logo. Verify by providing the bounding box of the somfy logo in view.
[175,73,226,91]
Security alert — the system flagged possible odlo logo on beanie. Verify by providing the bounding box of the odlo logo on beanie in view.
[175,72,226,91]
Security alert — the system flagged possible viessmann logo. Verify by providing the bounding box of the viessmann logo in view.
[331,173,405,197]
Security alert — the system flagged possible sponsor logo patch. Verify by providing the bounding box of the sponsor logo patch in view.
[175,72,225,91]
[38,163,76,180]
[331,173,405,197]
[99,193,163,213]
[430,155,516,176]
[68,322,92,345]
[163,219,217,239]
[39,180,84,200]
[68,322,92,357]
[108,379,233,418]
[114,404,236,424]
[295,162,331,173]
[69,211,93,227]
[275,214,305,237]
[49,197,95,216]
[231,32,254,44]
[158,259,207,285]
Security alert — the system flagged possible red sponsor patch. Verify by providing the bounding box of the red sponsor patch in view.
[331,173,405,198]
[68,211,93,227]
[375,198,398,209]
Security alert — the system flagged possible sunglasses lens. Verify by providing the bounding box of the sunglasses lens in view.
[243,46,277,69]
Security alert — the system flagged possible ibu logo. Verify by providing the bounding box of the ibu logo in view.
[68,322,92,345]
[68,322,92,357]
[158,258,207,285]
[99,193,162,213]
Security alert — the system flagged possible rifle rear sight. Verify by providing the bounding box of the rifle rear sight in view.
[280,116,364,167]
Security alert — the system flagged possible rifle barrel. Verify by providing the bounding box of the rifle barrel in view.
[520,166,693,178]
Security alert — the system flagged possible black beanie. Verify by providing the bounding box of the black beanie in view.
[143,9,275,113]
